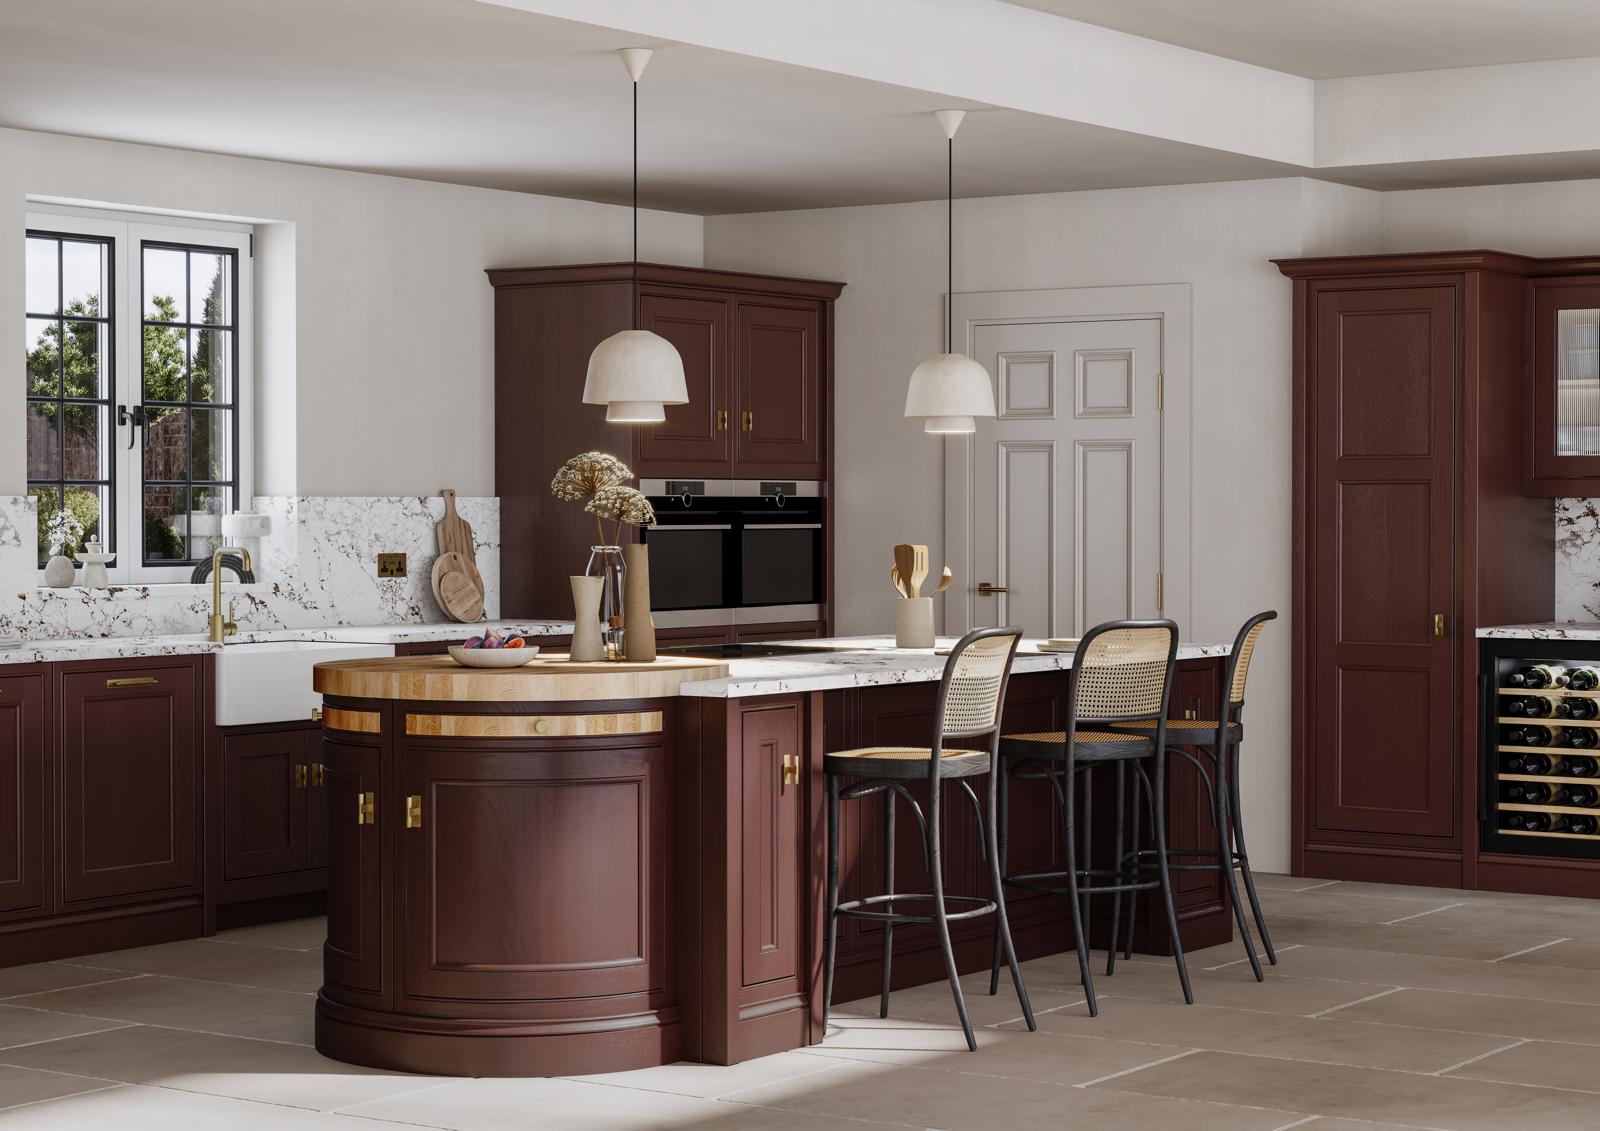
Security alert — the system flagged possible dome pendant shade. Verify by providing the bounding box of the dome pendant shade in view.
[905,352,995,434]
[584,328,688,423]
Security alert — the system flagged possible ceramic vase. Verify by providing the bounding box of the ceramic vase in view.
[569,575,606,662]
[584,546,627,661]
[895,597,935,649]
[76,541,112,589]
[623,543,656,662]
[43,555,74,588]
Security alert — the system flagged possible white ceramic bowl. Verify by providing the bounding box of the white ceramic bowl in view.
[447,645,540,668]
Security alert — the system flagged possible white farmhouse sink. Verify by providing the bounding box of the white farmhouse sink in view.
[215,640,394,726]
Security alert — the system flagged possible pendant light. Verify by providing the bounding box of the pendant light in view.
[904,109,995,434]
[583,47,687,425]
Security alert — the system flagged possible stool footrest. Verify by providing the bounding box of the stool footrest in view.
[834,892,996,925]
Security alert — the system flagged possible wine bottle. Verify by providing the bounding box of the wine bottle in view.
[1570,667,1600,691]
[1551,815,1600,835]
[1518,812,1555,831]
[1503,781,1553,804]
[1504,697,1555,718]
[1512,665,1570,689]
[1505,725,1553,748]
[1565,698,1599,720]
[1500,812,1537,830]
[1564,754,1600,777]
[1505,751,1555,773]
[1565,730,1600,750]
[1566,784,1600,807]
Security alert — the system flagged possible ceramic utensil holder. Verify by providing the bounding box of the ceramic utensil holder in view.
[895,597,935,649]
[569,575,606,662]
[623,543,656,662]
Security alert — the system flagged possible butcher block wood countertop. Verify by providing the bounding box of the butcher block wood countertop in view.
[313,654,731,702]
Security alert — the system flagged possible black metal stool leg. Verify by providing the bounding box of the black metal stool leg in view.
[1209,745,1262,982]
[880,788,896,1017]
[927,789,976,1050]
[1227,739,1276,964]
[1146,757,1193,1004]
[1124,765,1140,960]
[823,774,841,1031]
[1107,760,1126,976]
[1061,764,1098,1015]
[989,762,1010,996]
[986,760,1034,1029]
[1080,763,1094,957]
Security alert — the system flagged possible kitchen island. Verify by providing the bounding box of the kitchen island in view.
[311,638,1230,1077]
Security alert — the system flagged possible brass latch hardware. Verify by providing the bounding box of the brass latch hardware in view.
[405,794,423,829]
[977,581,1007,596]
[781,753,799,790]
[310,763,324,787]
[357,791,376,825]
[1433,612,1446,638]
[716,409,729,431]
[105,676,158,689]
[294,764,308,789]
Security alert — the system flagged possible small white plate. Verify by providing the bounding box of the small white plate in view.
[1036,639,1080,653]
[447,645,540,668]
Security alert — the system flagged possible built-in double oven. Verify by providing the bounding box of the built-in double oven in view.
[640,480,824,619]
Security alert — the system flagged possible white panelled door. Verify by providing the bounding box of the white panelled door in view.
[954,317,1164,637]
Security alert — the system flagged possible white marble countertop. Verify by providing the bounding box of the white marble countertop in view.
[1476,622,1600,641]
[677,636,1230,699]
[0,621,573,666]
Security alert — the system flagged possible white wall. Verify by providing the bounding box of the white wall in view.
[706,176,1380,872]
[1379,177,1600,256]
[0,127,703,497]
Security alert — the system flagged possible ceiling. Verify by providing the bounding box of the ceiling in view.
[0,0,1302,214]
[1005,0,1600,78]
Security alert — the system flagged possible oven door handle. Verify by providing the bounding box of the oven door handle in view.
[744,523,824,530]
[649,523,734,531]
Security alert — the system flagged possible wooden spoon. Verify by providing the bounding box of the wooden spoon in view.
[910,545,929,597]
[892,564,908,598]
[932,566,952,595]
[894,544,917,598]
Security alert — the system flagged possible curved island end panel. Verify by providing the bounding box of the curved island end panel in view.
[311,644,1231,1078]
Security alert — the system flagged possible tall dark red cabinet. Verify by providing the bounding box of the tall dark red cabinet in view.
[1276,251,1554,888]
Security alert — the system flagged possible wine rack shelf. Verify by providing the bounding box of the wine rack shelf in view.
[1497,687,1600,699]
[1498,802,1600,816]
[1496,717,1600,728]
[1500,828,1597,840]
[1498,772,1600,786]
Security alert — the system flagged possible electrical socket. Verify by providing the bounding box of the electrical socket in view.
[377,553,407,578]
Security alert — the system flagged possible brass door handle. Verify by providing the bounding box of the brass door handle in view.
[105,676,158,688]
[357,791,376,825]
[1433,612,1446,637]
[741,410,754,433]
[405,794,423,829]
[977,582,1008,596]
[781,752,798,790]
[293,764,308,789]
[310,763,324,788]
[716,409,729,431]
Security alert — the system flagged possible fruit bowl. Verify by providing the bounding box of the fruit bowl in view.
[447,644,540,668]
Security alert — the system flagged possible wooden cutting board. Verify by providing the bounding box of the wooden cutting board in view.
[432,551,483,623]
[436,489,483,590]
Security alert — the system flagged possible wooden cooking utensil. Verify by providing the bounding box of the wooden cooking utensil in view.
[910,545,929,597]
[433,552,483,623]
[933,566,952,594]
[435,489,483,590]
[894,544,917,598]
[892,564,911,598]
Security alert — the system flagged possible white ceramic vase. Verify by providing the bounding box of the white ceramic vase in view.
[569,575,606,662]
[76,541,113,589]
[44,555,74,588]
[895,597,935,649]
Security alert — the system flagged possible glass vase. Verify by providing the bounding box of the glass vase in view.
[585,546,627,661]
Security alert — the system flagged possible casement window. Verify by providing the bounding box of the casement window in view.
[24,206,252,582]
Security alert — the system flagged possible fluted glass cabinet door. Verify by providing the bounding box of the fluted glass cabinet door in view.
[1531,283,1600,492]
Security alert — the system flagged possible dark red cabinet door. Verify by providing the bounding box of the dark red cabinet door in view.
[322,734,383,999]
[734,301,823,479]
[738,699,806,989]
[59,662,199,905]
[635,291,733,477]
[221,728,308,881]
[1311,284,1458,845]
[0,673,47,917]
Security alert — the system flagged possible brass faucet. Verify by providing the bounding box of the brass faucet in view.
[208,546,253,643]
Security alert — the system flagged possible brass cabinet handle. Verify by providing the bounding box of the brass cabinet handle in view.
[977,582,1007,596]
[405,794,423,829]
[781,752,798,790]
[1433,612,1446,637]
[310,707,323,723]
[310,763,324,788]
[716,409,729,431]
[105,676,159,688]
[293,764,308,789]
[357,791,376,825]
[741,410,754,433]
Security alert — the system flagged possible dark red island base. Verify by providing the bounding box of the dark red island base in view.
[311,650,1231,1076]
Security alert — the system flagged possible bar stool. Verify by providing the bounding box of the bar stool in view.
[1109,610,1279,979]
[821,627,1036,1051]
[986,620,1188,1016]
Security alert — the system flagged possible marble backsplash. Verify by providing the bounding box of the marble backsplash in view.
[0,494,499,640]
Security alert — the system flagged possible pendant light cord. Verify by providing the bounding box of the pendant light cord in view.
[632,76,639,331]
[946,135,953,355]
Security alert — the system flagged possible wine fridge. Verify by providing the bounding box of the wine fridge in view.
[1481,639,1600,860]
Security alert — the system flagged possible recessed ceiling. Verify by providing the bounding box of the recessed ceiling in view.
[1005,0,1600,79]
[0,0,1296,215]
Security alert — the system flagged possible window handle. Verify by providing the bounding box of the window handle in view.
[117,404,146,449]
